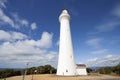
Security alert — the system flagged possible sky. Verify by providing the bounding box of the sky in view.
[0,0,120,68]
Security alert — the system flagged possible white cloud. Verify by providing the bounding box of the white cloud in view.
[87,57,98,62]
[0,0,7,8]
[0,0,57,68]
[31,22,37,30]
[12,32,53,49]
[105,55,113,58]
[0,30,27,41]
[0,9,16,28]
[92,4,120,34]
[39,32,53,48]
[91,49,108,54]
[0,30,11,40]
[21,19,29,26]
[0,31,57,68]
[86,55,120,67]
[95,21,120,33]
[86,38,102,48]
[12,13,29,27]
[111,4,120,18]
[0,1,39,31]
[0,8,38,30]
[10,31,27,40]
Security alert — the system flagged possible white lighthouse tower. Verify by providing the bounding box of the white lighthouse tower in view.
[57,10,76,76]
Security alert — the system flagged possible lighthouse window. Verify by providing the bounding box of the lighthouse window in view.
[66,69,68,72]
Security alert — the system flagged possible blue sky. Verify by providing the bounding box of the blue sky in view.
[0,0,120,68]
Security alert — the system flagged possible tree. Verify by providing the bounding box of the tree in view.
[112,64,120,75]
[86,68,93,73]
[44,65,52,73]
[37,66,46,74]
[0,69,21,79]
[97,67,112,74]
[23,64,56,75]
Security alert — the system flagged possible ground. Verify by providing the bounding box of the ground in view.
[1,74,120,80]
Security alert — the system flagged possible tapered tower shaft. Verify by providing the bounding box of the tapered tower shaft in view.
[57,10,76,76]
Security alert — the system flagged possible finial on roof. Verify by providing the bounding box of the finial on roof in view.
[62,9,68,13]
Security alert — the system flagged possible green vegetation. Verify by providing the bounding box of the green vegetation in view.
[96,64,120,75]
[26,64,56,75]
[0,64,120,79]
[86,68,93,73]
[0,69,21,79]
[97,67,112,74]
[0,64,56,79]
[112,64,120,75]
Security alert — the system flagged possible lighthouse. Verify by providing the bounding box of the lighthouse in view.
[57,10,77,76]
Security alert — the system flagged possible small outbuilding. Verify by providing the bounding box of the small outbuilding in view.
[76,64,87,75]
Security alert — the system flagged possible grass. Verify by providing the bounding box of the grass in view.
[1,74,120,80]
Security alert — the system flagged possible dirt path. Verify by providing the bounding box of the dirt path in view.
[1,74,120,80]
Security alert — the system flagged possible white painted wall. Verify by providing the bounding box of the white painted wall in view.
[76,68,87,75]
[57,10,76,76]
